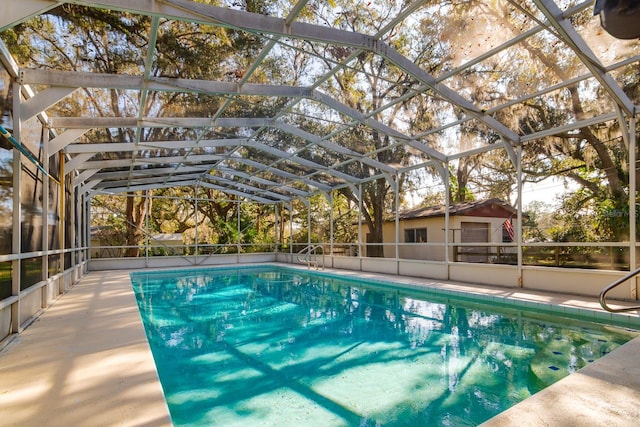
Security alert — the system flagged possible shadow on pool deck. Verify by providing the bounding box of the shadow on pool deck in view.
[0,271,171,427]
[0,266,638,426]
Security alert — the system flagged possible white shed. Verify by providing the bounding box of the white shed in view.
[149,233,184,255]
[373,199,519,263]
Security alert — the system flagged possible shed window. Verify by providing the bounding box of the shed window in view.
[404,228,427,243]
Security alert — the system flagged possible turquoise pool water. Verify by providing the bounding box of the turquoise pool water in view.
[130,266,638,426]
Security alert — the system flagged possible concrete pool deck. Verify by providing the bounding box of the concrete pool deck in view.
[0,270,171,427]
[0,265,639,426]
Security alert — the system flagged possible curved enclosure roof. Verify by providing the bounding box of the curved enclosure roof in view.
[0,0,638,203]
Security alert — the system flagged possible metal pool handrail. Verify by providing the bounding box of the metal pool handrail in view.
[599,266,640,313]
[296,244,324,270]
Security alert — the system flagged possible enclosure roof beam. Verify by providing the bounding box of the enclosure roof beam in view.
[50,117,208,129]
[65,153,94,173]
[204,0,310,122]
[4,0,634,203]
[243,138,362,185]
[82,155,323,200]
[20,86,77,123]
[19,68,312,98]
[66,142,139,154]
[94,179,200,195]
[25,68,436,166]
[73,169,99,187]
[65,138,251,154]
[215,166,311,198]
[533,0,635,116]
[92,165,212,181]
[96,172,207,188]
[130,16,160,180]
[50,129,91,156]
[69,153,226,172]
[139,138,249,150]
[158,0,521,144]
[78,179,102,195]
[198,180,276,204]
[312,91,446,162]
[0,39,56,140]
[230,156,332,192]
[520,111,619,143]
[275,123,395,175]
[45,0,520,145]
[202,176,290,202]
[0,0,61,32]
[136,154,224,166]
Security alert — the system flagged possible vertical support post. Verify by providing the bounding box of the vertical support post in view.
[516,144,524,287]
[289,201,293,257]
[59,151,65,275]
[41,128,49,277]
[274,202,279,254]
[86,195,90,267]
[358,184,362,261]
[87,196,92,261]
[329,192,334,258]
[443,162,450,276]
[145,190,149,265]
[194,191,198,261]
[84,195,89,266]
[76,192,82,267]
[73,190,78,272]
[75,193,81,268]
[41,127,49,308]
[237,199,241,255]
[79,194,85,268]
[629,116,637,299]
[307,198,311,248]
[82,194,85,258]
[394,176,399,274]
[11,82,22,334]
[70,187,76,270]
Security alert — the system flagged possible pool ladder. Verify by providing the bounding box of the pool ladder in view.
[297,244,325,270]
[599,267,640,312]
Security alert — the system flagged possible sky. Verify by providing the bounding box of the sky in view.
[521,177,574,210]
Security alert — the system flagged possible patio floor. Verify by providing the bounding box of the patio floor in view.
[0,266,639,426]
[0,270,171,427]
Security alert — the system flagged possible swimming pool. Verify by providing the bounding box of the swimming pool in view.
[130,265,639,426]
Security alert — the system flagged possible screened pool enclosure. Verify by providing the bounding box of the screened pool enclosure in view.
[0,0,639,341]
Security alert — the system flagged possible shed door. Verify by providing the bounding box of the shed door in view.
[459,222,489,262]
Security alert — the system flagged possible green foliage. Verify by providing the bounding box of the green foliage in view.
[522,201,552,243]
[548,190,599,242]
[594,198,632,242]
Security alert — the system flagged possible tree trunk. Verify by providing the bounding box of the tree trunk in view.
[124,192,147,257]
[365,179,387,258]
